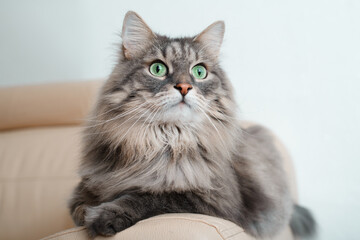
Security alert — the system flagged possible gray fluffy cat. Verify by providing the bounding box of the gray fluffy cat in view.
[69,11,316,238]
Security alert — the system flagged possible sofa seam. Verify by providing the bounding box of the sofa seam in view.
[219,225,240,233]
[224,230,246,239]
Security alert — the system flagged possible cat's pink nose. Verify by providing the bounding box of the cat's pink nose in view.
[174,83,193,96]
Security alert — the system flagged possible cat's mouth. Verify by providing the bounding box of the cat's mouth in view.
[176,98,192,109]
[160,99,198,124]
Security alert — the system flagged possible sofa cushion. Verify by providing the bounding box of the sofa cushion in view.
[0,126,81,239]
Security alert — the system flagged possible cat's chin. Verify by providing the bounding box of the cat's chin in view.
[159,102,202,124]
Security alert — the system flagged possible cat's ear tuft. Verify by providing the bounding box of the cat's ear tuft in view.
[194,21,225,58]
[121,11,155,59]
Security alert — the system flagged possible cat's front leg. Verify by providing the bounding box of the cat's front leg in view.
[83,192,219,237]
[84,200,136,237]
[83,194,156,237]
[69,181,100,226]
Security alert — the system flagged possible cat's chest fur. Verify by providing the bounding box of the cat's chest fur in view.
[130,123,225,191]
[94,122,234,197]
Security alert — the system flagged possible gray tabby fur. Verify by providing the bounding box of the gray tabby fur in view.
[69,11,316,238]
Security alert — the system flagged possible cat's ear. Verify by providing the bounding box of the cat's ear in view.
[193,21,225,58]
[121,11,155,59]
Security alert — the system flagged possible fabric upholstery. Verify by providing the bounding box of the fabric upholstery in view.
[0,80,297,240]
[42,214,293,240]
[0,80,102,131]
[0,127,80,239]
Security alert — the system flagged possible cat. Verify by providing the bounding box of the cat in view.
[69,11,316,238]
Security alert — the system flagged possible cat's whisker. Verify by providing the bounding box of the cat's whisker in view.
[137,107,158,135]
[154,91,176,98]
[88,102,148,127]
[206,109,228,129]
[196,97,239,128]
[134,105,161,143]
[204,108,246,146]
[194,99,250,147]
[196,106,232,161]
[87,100,149,122]
[83,107,154,137]
[84,101,149,128]
[117,107,156,144]
[196,99,257,141]
[141,107,162,143]
[86,104,123,121]
[209,104,240,121]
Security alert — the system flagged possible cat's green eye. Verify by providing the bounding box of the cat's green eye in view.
[150,62,167,77]
[192,65,207,79]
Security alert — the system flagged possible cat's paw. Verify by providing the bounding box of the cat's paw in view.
[71,205,87,226]
[84,203,132,237]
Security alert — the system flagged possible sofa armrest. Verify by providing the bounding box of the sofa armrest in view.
[41,213,293,240]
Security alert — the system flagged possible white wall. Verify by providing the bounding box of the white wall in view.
[1,0,359,239]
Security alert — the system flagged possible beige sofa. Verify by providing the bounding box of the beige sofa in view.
[0,80,298,240]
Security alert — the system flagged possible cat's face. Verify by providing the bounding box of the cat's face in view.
[99,11,235,128]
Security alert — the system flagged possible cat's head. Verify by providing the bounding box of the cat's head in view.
[96,11,236,130]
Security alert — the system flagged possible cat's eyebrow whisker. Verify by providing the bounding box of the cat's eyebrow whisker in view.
[84,101,149,128]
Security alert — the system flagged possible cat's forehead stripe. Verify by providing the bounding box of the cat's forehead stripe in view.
[188,46,196,61]
[184,43,196,61]
[160,40,198,63]
[171,42,182,57]
[165,45,173,60]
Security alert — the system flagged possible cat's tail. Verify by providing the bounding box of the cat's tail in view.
[290,204,317,238]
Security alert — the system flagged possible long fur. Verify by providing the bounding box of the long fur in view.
[69,11,316,238]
